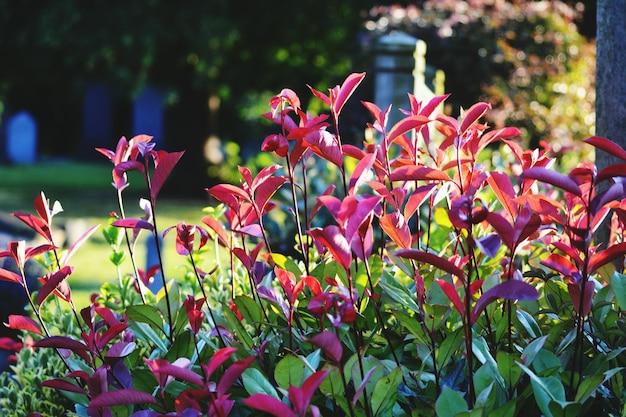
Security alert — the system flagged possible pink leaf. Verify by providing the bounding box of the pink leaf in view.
[254,176,287,214]
[471,280,539,324]
[6,314,42,335]
[243,394,297,417]
[155,363,204,387]
[111,218,154,231]
[387,115,431,144]
[389,166,450,182]
[396,249,466,280]
[584,136,626,162]
[304,130,343,168]
[436,279,464,317]
[217,356,256,397]
[343,195,381,244]
[151,151,185,200]
[310,226,352,271]
[61,224,100,266]
[90,389,157,408]
[332,72,366,117]
[349,153,376,195]
[307,331,343,363]
[521,167,581,197]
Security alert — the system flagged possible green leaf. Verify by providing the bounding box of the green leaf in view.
[222,302,254,350]
[126,304,165,334]
[574,374,604,403]
[234,295,262,324]
[516,309,542,338]
[437,327,464,370]
[521,335,548,367]
[319,364,345,396]
[379,272,421,313]
[435,386,469,417]
[242,368,279,398]
[472,336,506,391]
[517,361,565,417]
[610,272,626,310]
[371,367,402,417]
[129,321,168,353]
[496,351,522,388]
[165,330,194,362]
[392,310,430,345]
[274,354,306,389]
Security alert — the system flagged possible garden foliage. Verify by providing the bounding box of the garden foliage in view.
[2,72,626,416]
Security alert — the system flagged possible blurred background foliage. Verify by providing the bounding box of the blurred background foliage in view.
[0,0,596,191]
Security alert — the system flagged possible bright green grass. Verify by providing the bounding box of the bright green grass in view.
[0,161,215,309]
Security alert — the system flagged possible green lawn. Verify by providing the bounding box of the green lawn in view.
[0,161,214,309]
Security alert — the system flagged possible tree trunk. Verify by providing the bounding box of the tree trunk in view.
[595,0,626,247]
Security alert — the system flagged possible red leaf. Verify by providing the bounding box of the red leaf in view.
[6,314,42,335]
[404,183,437,219]
[380,212,412,249]
[151,151,185,200]
[12,212,52,242]
[470,280,539,324]
[37,265,74,305]
[332,72,366,117]
[243,394,297,417]
[521,167,582,197]
[254,175,287,214]
[589,242,626,274]
[436,279,464,317]
[584,136,626,162]
[35,336,88,353]
[568,281,595,316]
[90,389,157,408]
[343,195,381,244]
[0,267,23,285]
[487,171,518,219]
[396,249,466,280]
[111,218,154,231]
[204,347,238,380]
[596,164,626,182]
[307,331,343,363]
[541,253,578,278]
[460,102,490,135]
[310,226,352,271]
[389,166,450,182]
[207,183,249,211]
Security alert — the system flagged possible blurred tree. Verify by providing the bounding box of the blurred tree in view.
[0,1,377,156]
[365,1,596,152]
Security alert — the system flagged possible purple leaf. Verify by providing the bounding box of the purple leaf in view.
[485,212,515,250]
[521,167,582,197]
[89,389,157,408]
[471,280,539,324]
[396,249,466,280]
[475,234,502,258]
[151,151,185,200]
[35,336,88,354]
[307,331,343,363]
[155,363,203,387]
[353,366,377,405]
[40,378,88,395]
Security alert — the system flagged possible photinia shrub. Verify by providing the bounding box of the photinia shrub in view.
[2,73,626,416]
